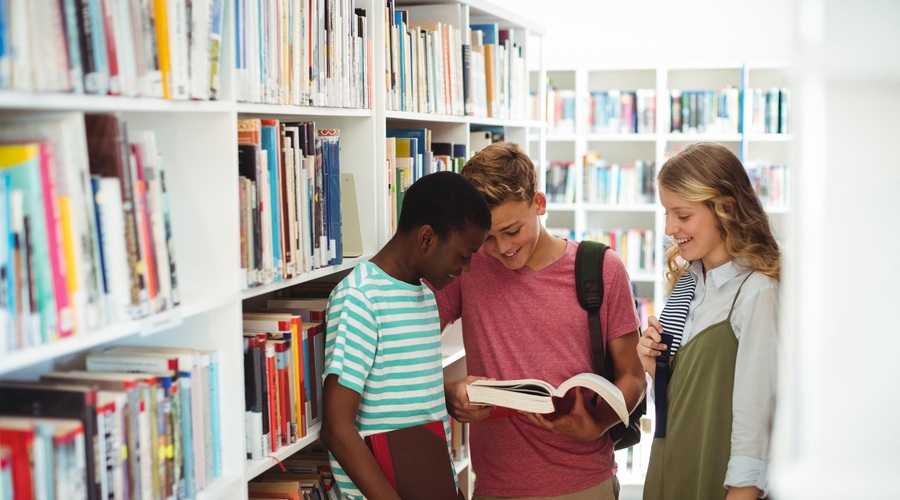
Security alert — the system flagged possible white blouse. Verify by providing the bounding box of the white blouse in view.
[681,259,779,496]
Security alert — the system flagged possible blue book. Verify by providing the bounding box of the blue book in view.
[208,352,222,478]
[394,10,407,110]
[260,124,283,280]
[318,131,342,265]
[60,0,84,93]
[0,172,11,345]
[178,370,195,498]
[470,23,499,45]
[86,0,109,95]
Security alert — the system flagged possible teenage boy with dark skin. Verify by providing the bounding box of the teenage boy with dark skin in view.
[321,171,492,500]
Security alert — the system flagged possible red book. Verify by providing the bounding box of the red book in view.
[0,425,34,500]
[265,342,279,452]
[364,421,461,500]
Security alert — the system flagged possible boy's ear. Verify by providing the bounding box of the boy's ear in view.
[418,224,437,252]
[533,191,548,216]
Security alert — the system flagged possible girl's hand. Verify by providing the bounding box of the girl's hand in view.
[637,315,666,379]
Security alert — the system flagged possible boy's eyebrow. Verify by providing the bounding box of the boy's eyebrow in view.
[493,221,520,232]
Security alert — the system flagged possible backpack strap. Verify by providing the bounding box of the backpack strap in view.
[575,240,609,378]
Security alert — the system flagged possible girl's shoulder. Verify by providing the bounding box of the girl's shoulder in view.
[738,268,779,297]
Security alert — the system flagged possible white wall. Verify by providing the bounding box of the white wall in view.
[498,0,900,497]
[493,0,793,68]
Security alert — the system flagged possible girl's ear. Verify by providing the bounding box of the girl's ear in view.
[723,196,737,215]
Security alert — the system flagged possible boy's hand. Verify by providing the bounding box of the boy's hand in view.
[445,376,495,423]
[521,388,606,442]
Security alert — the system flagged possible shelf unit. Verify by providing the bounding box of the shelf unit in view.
[0,0,542,498]
[532,63,792,313]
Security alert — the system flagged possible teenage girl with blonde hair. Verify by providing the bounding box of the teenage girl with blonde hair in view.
[638,142,780,500]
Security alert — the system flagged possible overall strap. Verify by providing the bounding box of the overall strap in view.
[726,271,756,322]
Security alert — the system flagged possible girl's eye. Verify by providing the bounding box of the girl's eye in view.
[678,216,689,221]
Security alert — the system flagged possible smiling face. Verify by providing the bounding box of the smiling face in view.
[659,186,731,272]
[421,223,489,290]
[481,195,546,271]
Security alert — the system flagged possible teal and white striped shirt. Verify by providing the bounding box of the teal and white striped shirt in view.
[324,262,456,499]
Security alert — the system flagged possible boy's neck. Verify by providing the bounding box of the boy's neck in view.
[524,227,568,271]
[371,235,421,286]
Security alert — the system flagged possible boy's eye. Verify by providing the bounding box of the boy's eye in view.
[507,228,521,236]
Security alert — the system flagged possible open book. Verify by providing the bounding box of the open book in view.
[466,372,629,425]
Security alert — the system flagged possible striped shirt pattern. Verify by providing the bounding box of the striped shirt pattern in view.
[658,271,696,356]
[324,262,455,499]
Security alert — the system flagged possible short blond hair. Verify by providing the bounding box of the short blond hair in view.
[460,141,537,208]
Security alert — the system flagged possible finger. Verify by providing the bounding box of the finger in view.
[648,315,663,333]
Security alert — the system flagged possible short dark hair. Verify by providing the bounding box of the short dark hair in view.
[397,171,491,238]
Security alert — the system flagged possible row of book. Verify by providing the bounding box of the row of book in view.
[545,89,577,135]
[0,113,180,355]
[588,90,657,135]
[238,119,343,289]
[584,229,656,276]
[745,160,790,207]
[583,154,656,205]
[0,0,226,99]
[241,297,328,461]
[384,128,470,235]
[385,2,528,120]
[669,87,742,134]
[745,88,790,135]
[0,346,222,500]
[248,443,340,500]
[233,0,372,107]
[545,161,575,204]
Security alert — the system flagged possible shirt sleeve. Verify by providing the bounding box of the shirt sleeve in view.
[725,277,779,496]
[601,249,641,342]
[323,286,379,395]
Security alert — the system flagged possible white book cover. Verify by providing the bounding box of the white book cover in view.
[189,0,212,100]
[94,177,132,323]
[167,0,190,99]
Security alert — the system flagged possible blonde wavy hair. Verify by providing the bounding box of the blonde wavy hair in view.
[460,141,537,208]
[659,142,781,293]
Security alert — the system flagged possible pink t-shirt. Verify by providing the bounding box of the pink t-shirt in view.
[432,240,640,497]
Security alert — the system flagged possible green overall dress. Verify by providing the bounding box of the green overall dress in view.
[643,273,753,500]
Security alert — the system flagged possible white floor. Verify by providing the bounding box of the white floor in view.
[620,483,643,500]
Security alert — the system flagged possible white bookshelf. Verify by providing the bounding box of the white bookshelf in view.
[0,0,542,498]
[533,63,792,318]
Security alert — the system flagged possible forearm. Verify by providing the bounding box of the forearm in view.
[725,485,762,500]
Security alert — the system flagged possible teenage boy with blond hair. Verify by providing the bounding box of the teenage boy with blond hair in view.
[431,142,646,500]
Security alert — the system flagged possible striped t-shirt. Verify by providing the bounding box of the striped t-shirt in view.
[324,261,456,499]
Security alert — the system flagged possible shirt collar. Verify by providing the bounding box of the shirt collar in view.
[689,258,747,289]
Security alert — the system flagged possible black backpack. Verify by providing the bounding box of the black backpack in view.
[575,240,647,450]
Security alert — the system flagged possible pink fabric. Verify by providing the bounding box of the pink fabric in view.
[433,240,640,497]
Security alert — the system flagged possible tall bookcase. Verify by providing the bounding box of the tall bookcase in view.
[0,0,542,498]
[532,63,792,313]
[530,63,792,481]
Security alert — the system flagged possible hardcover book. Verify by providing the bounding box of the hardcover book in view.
[364,420,460,500]
[466,372,629,424]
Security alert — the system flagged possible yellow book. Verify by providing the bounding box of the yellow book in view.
[154,0,172,99]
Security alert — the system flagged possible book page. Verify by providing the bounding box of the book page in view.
[555,373,629,425]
